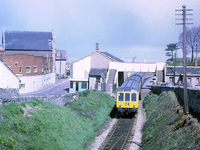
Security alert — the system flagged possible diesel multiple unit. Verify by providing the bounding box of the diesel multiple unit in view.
[116,72,144,115]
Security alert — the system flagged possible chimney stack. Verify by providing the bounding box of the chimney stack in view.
[96,43,99,52]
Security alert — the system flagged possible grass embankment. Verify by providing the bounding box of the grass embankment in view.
[0,90,115,150]
[142,91,200,149]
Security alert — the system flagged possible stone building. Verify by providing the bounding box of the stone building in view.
[165,66,200,87]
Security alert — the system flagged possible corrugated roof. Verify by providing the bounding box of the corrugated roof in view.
[100,51,124,62]
[167,66,200,75]
[3,31,53,51]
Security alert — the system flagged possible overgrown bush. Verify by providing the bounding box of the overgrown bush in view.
[142,91,200,149]
[0,90,115,150]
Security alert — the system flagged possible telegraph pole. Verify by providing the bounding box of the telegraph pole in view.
[175,5,193,114]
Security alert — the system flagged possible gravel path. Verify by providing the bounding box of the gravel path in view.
[127,88,149,150]
[128,98,146,150]
[86,118,118,150]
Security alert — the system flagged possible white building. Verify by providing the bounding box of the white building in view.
[55,50,67,77]
[0,60,20,89]
[70,47,123,93]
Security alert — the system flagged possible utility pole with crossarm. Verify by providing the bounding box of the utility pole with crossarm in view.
[175,5,193,115]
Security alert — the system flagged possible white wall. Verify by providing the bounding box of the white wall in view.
[73,56,91,79]
[19,73,55,93]
[89,77,96,89]
[91,52,112,69]
[0,61,19,89]
[55,60,66,76]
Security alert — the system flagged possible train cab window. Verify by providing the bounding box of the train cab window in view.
[131,93,137,102]
[118,93,124,101]
[125,93,130,101]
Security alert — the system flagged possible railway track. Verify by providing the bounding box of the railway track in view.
[101,118,134,150]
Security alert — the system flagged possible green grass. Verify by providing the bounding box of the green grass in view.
[0,90,115,150]
[141,91,200,150]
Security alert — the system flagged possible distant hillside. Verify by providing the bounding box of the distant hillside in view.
[141,91,200,149]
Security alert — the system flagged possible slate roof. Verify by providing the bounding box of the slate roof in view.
[100,51,124,62]
[89,68,108,77]
[167,66,200,75]
[3,31,53,51]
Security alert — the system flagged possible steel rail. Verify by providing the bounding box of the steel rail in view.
[101,118,134,150]
[120,118,134,150]
[101,118,122,150]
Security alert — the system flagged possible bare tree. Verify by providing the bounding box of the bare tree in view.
[178,26,200,63]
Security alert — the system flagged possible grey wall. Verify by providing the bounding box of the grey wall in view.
[0,88,78,106]
[151,86,200,113]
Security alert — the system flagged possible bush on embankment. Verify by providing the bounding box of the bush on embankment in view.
[0,90,115,150]
[141,91,200,150]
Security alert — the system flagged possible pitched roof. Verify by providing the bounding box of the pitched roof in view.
[71,50,124,64]
[167,66,200,75]
[100,51,124,62]
[89,68,108,77]
[3,30,53,51]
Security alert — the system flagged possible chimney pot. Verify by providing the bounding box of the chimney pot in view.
[96,43,99,52]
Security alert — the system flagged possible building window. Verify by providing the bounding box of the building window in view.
[14,62,18,66]
[33,66,38,73]
[19,84,25,89]
[19,66,22,73]
[197,78,200,84]
[169,77,173,83]
[188,78,192,83]
[26,66,31,73]
[82,82,87,89]
[70,81,74,88]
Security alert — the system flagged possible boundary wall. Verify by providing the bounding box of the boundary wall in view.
[0,88,78,106]
[151,86,200,113]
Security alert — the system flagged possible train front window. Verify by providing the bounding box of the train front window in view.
[125,93,130,101]
[131,93,137,101]
[118,93,124,101]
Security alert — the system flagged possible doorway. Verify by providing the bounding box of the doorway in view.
[118,72,124,87]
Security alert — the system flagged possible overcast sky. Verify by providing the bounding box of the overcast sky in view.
[1,0,200,62]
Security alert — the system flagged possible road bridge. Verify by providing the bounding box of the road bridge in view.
[106,62,166,87]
